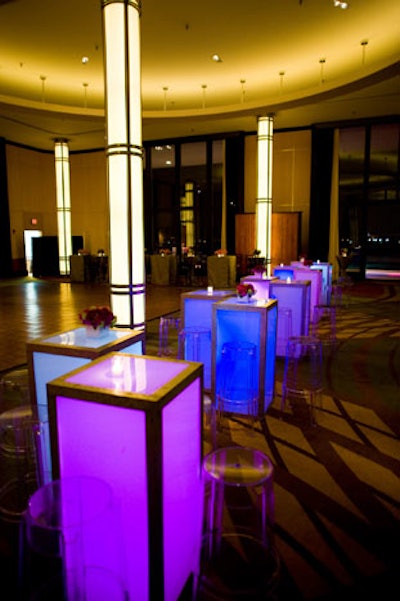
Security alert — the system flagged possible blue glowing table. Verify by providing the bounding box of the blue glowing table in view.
[180,288,234,391]
[47,353,203,601]
[211,297,278,416]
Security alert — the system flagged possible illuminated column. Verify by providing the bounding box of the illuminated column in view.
[102,0,145,329]
[180,181,195,248]
[54,139,72,276]
[256,115,274,276]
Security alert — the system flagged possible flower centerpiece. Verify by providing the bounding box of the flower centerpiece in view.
[214,248,227,257]
[236,283,255,302]
[79,305,117,336]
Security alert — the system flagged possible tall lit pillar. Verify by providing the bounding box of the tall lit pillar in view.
[102,0,145,329]
[54,139,72,276]
[256,115,274,276]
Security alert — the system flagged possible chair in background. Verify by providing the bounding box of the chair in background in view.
[192,255,208,287]
[157,313,181,357]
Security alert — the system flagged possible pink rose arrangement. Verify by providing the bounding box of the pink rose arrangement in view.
[79,305,117,330]
[236,283,255,298]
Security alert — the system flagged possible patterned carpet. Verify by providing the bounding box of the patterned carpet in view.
[147,282,400,599]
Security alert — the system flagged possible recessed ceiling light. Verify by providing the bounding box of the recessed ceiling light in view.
[333,1,349,8]
[211,54,222,63]
[82,56,89,64]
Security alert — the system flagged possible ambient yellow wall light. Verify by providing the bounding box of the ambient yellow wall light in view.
[54,139,72,276]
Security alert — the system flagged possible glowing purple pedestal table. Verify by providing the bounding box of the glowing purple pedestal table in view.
[239,275,279,300]
[269,280,311,356]
[27,327,145,483]
[212,297,278,416]
[274,265,322,322]
[180,289,234,391]
[47,353,204,601]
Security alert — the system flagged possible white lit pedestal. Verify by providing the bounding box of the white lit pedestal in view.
[47,353,204,601]
[27,327,145,482]
[239,275,278,300]
[269,280,311,356]
[310,261,332,304]
[180,289,234,391]
[211,297,278,416]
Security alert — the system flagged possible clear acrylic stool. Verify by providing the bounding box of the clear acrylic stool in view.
[0,367,31,409]
[0,405,45,524]
[216,341,258,418]
[198,446,279,600]
[178,326,212,394]
[276,307,293,357]
[19,476,126,601]
[281,335,323,425]
[157,313,181,357]
[312,304,337,353]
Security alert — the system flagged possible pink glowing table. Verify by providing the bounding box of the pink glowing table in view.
[47,353,204,601]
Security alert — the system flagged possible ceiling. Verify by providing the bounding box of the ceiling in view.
[0,0,399,152]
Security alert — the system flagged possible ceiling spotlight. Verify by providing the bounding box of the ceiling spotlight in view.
[333,1,349,8]
[211,54,222,63]
[81,56,89,64]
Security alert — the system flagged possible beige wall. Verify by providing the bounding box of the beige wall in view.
[6,145,108,264]
[70,151,108,254]
[244,129,312,255]
[7,128,311,267]
[7,146,56,262]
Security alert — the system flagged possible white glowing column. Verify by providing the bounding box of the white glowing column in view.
[180,182,194,248]
[256,115,274,276]
[102,0,145,329]
[54,139,72,275]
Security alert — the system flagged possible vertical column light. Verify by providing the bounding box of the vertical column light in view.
[102,0,145,329]
[256,115,274,276]
[54,139,72,276]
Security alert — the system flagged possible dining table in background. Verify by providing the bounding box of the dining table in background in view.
[150,254,177,285]
[207,255,237,288]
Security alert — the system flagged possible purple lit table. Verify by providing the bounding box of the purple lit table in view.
[274,265,321,324]
[47,353,204,601]
[27,326,145,482]
[212,297,278,415]
[239,275,278,300]
[180,288,234,391]
[269,279,311,356]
